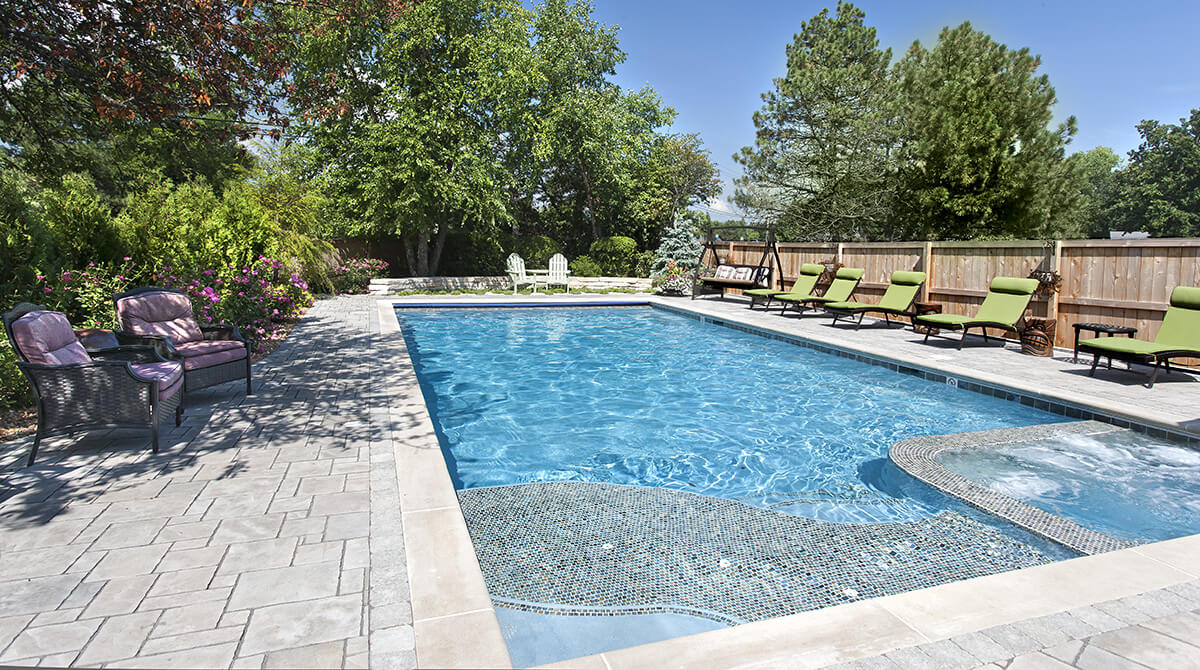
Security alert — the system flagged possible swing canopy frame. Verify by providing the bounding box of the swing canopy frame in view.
[690,225,783,300]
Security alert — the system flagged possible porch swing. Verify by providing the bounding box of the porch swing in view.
[690,225,783,300]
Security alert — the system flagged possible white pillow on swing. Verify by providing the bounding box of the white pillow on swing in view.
[732,267,752,281]
[715,265,734,279]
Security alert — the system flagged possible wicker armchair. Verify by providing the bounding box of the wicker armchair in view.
[113,287,252,395]
[3,303,184,466]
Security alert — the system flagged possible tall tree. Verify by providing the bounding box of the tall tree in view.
[627,132,721,249]
[304,0,538,276]
[1107,110,1200,238]
[1062,146,1121,238]
[894,22,1080,240]
[734,2,896,241]
[0,0,406,146]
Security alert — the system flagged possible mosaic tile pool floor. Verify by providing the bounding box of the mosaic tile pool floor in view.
[459,481,1061,625]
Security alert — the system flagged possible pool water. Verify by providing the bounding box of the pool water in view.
[939,429,1200,543]
[397,306,1064,524]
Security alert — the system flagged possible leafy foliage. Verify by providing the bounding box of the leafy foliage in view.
[735,2,896,241]
[1106,110,1200,237]
[514,236,562,268]
[568,255,604,277]
[0,0,411,147]
[588,236,639,276]
[330,258,390,294]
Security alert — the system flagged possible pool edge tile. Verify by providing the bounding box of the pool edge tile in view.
[1130,534,1200,578]
[596,600,925,670]
[875,548,1195,640]
[414,608,511,669]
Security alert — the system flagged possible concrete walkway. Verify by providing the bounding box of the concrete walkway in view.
[0,296,414,668]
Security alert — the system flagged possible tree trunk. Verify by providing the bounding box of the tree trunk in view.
[415,234,429,276]
[578,158,602,241]
[429,223,450,277]
[402,236,417,277]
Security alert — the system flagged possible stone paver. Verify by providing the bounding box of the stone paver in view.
[833,582,1200,669]
[0,296,413,668]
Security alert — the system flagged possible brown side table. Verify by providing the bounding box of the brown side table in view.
[1072,322,1137,366]
[911,302,942,335]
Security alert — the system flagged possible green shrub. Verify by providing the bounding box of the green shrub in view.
[652,218,703,277]
[588,236,639,276]
[114,178,219,274]
[0,341,32,409]
[330,258,390,294]
[514,235,561,268]
[42,174,126,271]
[0,171,52,304]
[569,255,604,277]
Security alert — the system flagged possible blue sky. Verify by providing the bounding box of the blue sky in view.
[583,0,1200,219]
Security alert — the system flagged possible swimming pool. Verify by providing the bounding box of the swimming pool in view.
[398,305,1065,523]
[395,305,1086,665]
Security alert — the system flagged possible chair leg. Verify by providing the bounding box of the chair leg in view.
[923,329,931,344]
[27,432,41,467]
[1146,360,1162,388]
[855,313,865,331]
[176,403,183,427]
[245,357,253,395]
[958,329,968,350]
[1089,353,1100,377]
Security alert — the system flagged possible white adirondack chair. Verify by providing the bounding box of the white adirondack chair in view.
[541,253,571,293]
[506,253,536,294]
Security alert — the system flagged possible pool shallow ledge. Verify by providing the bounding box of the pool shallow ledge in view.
[377,296,1200,669]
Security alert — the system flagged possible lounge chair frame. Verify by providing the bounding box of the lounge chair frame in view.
[921,319,1028,350]
[1083,348,1195,388]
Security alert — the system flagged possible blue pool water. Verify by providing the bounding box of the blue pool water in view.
[940,429,1200,543]
[397,306,1065,524]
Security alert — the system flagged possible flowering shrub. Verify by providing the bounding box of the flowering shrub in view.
[652,260,694,296]
[156,256,314,351]
[36,258,138,329]
[329,258,388,294]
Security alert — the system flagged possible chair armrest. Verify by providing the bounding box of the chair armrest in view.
[200,324,246,343]
[113,331,181,360]
[90,345,169,364]
[200,326,244,343]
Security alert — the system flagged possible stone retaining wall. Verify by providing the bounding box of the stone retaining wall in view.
[369,276,651,295]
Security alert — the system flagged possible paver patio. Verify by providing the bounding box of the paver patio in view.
[0,295,414,669]
[0,292,1197,668]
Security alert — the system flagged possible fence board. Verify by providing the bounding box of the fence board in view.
[717,238,1198,358]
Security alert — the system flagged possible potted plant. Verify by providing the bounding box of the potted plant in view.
[1019,270,1062,356]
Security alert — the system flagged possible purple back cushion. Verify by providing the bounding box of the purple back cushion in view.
[11,311,91,366]
[117,291,203,344]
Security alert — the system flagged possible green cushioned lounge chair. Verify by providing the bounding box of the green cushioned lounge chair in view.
[776,267,865,316]
[825,271,928,330]
[744,263,824,310]
[1078,286,1200,388]
[914,276,1039,350]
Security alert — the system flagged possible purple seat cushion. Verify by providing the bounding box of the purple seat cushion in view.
[173,339,247,371]
[10,311,91,366]
[130,361,184,393]
[116,291,203,345]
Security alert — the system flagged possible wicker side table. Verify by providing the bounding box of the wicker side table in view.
[911,302,942,335]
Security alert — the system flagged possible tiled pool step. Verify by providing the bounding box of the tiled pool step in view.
[459,482,1054,628]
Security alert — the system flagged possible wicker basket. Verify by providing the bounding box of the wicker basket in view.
[1020,318,1057,357]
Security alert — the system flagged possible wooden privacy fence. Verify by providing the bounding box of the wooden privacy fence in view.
[715,238,1200,352]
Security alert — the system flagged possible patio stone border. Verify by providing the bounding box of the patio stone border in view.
[889,421,1131,556]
